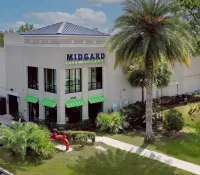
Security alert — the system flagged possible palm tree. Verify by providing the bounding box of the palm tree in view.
[107,0,196,140]
[127,62,172,103]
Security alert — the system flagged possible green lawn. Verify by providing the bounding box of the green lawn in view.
[107,104,200,165]
[0,144,193,175]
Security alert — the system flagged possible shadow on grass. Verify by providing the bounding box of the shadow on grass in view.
[0,148,55,174]
[67,149,189,175]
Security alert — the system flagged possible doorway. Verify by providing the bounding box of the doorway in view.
[89,102,103,120]
[66,107,82,123]
[29,102,39,122]
[8,95,18,115]
[45,107,57,122]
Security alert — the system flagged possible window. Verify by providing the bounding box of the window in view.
[65,69,82,94]
[88,67,102,90]
[44,69,57,93]
[28,67,38,90]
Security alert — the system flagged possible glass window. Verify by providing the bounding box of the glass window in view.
[44,69,57,93]
[88,67,102,90]
[28,67,38,90]
[65,69,82,94]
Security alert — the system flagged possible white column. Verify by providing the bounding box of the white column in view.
[103,65,108,112]
[39,67,45,120]
[82,68,89,120]
[57,69,66,124]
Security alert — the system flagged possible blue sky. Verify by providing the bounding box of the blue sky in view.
[0,0,123,33]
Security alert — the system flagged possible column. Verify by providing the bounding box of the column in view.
[82,68,89,120]
[103,65,108,112]
[39,67,45,120]
[57,69,66,124]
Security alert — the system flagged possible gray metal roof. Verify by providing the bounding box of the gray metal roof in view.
[20,22,109,36]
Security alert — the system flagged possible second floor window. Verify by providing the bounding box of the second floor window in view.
[44,68,57,93]
[66,69,82,94]
[88,67,103,90]
[28,66,38,90]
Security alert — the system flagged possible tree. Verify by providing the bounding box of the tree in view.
[0,32,4,48]
[107,0,196,140]
[17,23,35,33]
[127,62,172,103]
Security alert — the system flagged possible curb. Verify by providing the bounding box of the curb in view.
[0,167,14,175]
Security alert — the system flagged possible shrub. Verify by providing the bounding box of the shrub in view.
[66,131,96,143]
[163,109,184,133]
[75,134,88,148]
[96,112,129,134]
[0,122,55,159]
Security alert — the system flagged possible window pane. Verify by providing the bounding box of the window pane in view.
[70,69,75,92]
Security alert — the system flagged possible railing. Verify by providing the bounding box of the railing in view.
[28,82,39,90]
[65,85,81,94]
[45,84,57,93]
[88,82,102,91]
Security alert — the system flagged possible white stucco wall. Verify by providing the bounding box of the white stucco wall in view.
[0,48,6,97]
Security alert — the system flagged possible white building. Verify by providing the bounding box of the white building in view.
[0,22,200,124]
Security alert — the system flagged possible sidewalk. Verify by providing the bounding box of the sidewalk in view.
[96,136,200,175]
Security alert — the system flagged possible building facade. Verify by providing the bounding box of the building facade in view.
[1,22,200,124]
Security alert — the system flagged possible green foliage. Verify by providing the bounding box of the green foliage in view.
[75,134,89,148]
[66,131,96,143]
[188,103,200,116]
[17,23,35,33]
[0,122,55,158]
[163,109,184,132]
[96,112,129,134]
[0,32,4,48]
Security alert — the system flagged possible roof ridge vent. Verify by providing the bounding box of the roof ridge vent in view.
[57,22,66,34]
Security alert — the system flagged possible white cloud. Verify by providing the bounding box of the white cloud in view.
[24,8,107,28]
[88,0,123,6]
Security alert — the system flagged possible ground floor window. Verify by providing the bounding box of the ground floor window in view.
[45,106,57,122]
[28,102,39,122]
[66,107,82,123]
[89,102,103,120]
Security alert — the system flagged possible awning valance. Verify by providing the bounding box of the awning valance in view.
[24,94,39,104]
[88,95,106,104]
[41,98,57,108]
[65,98,85,108]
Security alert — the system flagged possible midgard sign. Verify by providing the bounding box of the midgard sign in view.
[65,53,105,65]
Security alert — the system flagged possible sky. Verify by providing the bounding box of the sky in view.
[0,0,124,33]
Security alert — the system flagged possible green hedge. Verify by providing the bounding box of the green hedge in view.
[66,131,96,143]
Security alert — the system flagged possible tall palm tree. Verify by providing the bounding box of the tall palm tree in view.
[107,0,196,140]
[127,62,172,103]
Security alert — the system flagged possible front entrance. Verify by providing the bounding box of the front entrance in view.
[66,107,82,123]
[89,102,103,120]
[8,95,19,115]
[45,107,57,122]
[28,102,39,122]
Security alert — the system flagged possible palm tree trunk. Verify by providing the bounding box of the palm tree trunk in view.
[145,58,154,141]
[142,87,144,103]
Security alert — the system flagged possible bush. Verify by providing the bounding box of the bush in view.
[96,112,129,134]
[66,131,96,143]
[0,122,55,159]
[75,134,88,148]
[163,109,184,133]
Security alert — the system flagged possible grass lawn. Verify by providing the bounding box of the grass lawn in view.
[107,104,200,165]
[0,143,193,175]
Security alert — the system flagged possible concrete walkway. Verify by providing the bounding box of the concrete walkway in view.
[96,136,200,175]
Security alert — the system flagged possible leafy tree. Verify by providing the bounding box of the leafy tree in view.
[107,0,196,140]
[17,23,35,33]
[0,122,55,158]
[0,32,4,48]
[127,62,172,103]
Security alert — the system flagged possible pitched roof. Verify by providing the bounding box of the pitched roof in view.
[20,22,109,36]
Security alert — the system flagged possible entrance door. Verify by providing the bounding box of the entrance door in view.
[66,107,82,123]
[29,102,39,122]
[89,102,103,120]
[45,107,57,122]
[8,95,18,115]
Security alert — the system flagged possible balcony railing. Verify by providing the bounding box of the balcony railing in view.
[88,82,102,91]
[28,82,39,90]
[45,84,57,94]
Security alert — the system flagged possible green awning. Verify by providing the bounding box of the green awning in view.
[88,95,106,104]
[41,98,57,108]
[65,98,85,108]
[24,94,39,104]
